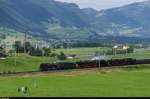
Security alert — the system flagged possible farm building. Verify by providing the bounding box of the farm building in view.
[113,44,129,50]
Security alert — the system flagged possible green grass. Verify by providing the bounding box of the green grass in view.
[52,47,110,61]
[0,47,110,72]
[0,47,150,97]
[0,54,57,72]
[1,68,150,97]
[53,47,110,55]
[53,47,150,60]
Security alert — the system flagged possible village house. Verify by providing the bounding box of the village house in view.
[113,44,129,50]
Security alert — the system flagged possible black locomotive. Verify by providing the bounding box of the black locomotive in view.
[40,58,150,71]
[40,62,77,71]
[0,52,7,58]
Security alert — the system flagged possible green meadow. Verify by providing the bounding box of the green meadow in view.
[0,68,150,97]
[0,47,149,97]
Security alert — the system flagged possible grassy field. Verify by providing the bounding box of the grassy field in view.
[0,47,150,72]
[0,47,150,97]
[52,47,110,55]
[52,47,111,61]
[0,54,58,72]
[52,47,150,60]
[1,68,150,97]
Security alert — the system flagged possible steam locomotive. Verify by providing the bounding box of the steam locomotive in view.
[40,58,150,71]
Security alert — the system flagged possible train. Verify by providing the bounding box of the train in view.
[40,58,150,71]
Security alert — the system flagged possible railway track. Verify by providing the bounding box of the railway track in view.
[1,58,150,76]
[0,65,140,77]
[0,70,41,76]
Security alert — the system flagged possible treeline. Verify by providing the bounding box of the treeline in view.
[13,41,67,60]
[12,41,134,59]
[13,41,44,56]
[71,42,105,48]
[37,42,107,49]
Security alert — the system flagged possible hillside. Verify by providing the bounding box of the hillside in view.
[1,0,150,43]
[0,0,93,40]
[91,0,150,38]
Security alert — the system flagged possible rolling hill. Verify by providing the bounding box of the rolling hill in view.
[92,0,150,38]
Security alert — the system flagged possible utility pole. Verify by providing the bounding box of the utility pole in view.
[112,35,116,59]
[14,35,17,66]
[24,31,27,54]
[14,50,16,66]
[66,33,70,49]
[98,47,101,70]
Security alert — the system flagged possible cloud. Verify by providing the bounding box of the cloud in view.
[56,0,147,10]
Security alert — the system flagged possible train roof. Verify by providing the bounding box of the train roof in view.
[54,61,75,64]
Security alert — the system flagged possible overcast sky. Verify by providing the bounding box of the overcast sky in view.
[56,0,147,10]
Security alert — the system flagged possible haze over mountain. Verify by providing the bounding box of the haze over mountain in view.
[56,0,146,10]
[0,0,150,43]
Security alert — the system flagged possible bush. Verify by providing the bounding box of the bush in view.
[42,47,51,57]
[49,53,57,57]
[3,71,6,74]
[105,50,113,55]
[7,71,12,74]
[127,46,134,53]
[57,52,67,60]
[29,47,43,56]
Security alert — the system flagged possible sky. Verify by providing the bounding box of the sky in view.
[56,0,147,10]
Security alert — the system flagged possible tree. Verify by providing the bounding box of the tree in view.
[62,42,68,49]
[0,46,6,56]
[29,46,36,56]
[13,41,23,53]
[42,47,51,57]
[13,41,33,53]
[57,52,67,60]
[29,47,43,56]
[127,46,134,53]
[0,46,4,51]
[49,53,57,57]
[24,42,32,54]
[35,47,43,56]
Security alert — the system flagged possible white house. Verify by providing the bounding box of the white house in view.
[113,44,129,50]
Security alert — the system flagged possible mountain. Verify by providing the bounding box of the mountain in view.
[0,0,95,40]
[1,0,150,43]
[91,0,150,38]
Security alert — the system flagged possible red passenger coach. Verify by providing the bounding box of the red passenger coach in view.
[108,59,129,66]
[76,61,98,69]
